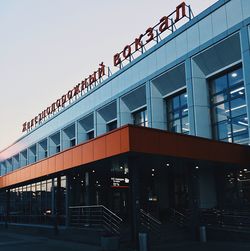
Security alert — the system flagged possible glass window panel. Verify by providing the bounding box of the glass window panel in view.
[212,92,227,104]
[169,110,180,120]
[180,93,188,106]
[172,96,180,110]
[221,137,233,143]
[107,120,117,132]
[217,122,231,140]
[133,109,147,127]
[228,68,243,86]
[210,67,249,145]
[167,91,188,134]
[181,105,188,117]
[213,102,230,123]
[182,116,189,134]
[232,116,248,137]
[229,85,245,99]
[230,98,247,117]
[87,131,94,140]
[133,112,142,125]
[233,133,249,145]
[212,75,227,94]
[169,119,181,133]
[144,110,148,123]
[61,176,66,188]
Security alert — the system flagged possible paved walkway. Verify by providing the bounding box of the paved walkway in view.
[152,241,250,251]
[1,230,250,251]
[0,231,102,251]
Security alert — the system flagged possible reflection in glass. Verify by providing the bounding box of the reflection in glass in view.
[133,109,148,127]
[167,91,189,134]
[210,66,248,145]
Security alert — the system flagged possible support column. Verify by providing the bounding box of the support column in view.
[94,111,97,138]
[240,26,250,143]
[5,189,10,228]
[116,98,121,128]
[84,172,90,206]
[96,111,106,136]
[185,58,196,136]
[52,178,55,215]
[54,176,61,234]
[190,60,212,138]
[128,156,140,245]
[187,165,200,240]
[65,175,70,227]
[199,167,217,209]
[120,98,133,126]
[146,81,153,128]
[150,81,166,130]
[56,176,62,214]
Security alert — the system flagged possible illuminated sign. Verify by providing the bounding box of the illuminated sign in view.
[22,2,192,133]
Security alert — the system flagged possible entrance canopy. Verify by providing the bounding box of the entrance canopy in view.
[0,125,249,188]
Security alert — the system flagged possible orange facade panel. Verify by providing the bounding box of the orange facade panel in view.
[71,146,82,167]
[63,150,73,170]
[93,137,106,161]
[1,125,250,189]
[128,126,250,166]
[0,127,130,188]
[81,142,94,164]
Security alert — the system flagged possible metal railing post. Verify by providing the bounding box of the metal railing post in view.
[139,232,148,251]
[68,205,122,235]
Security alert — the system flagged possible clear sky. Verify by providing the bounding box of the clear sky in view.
[0,0,217,151]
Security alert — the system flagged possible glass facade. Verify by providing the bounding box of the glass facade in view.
[216,167,250,210]
[167,91,189,134]
[133,108,148,127]
[210,67,249,144]
[1,176,66,225]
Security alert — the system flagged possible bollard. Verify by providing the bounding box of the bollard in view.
[199,226,207,243]
[139,232,148,251]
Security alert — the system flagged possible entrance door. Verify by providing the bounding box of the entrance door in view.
[111,188,129,221]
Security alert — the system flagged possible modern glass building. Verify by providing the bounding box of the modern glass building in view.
[1,0,250,243]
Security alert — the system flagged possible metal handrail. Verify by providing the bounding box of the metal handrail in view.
[169,208,189,227]
[139,209,162,233]
[140,209,162,225]
[201,209,250,230]
[69,205,123,221]
[68,205,123,235]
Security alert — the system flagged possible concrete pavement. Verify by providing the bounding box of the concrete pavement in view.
[0,231,102,251]
[1,229,250,251]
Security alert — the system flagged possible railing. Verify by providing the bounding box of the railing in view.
[169,208,189,227]
[68,205,123,235]
[139,209,162,234]
[201,209,250,230]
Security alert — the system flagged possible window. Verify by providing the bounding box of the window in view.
[133,108,148,127]
[210,67,248,145]
[56,145,60,153]
[167,91,189,134]
[107,120,117,132]
[70,138,76,147]
[87,130,94,140]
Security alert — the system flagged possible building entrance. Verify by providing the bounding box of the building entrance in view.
[138,156,191,223]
